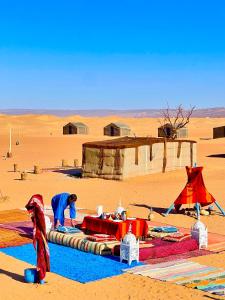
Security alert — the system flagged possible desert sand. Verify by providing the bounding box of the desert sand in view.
[0,114,225,300]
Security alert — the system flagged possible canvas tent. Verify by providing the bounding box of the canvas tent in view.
[104,122,131,136]
[158,123,188,139]
[164,166,225,217]
[213,126,225,139]
[82,137,197,180]
[63,122,89,135]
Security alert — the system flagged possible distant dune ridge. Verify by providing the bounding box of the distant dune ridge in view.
[1,107,225,117]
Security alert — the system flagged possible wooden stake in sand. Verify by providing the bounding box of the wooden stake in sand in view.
[21,172,28,180]
[74,159,79,167]
[13,163,18,172]
[0,190,10,203]
[62,159,68,167]
[34,165,41,174]
[7,128,12,158]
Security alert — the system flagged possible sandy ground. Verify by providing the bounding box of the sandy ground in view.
[0,114,225,299]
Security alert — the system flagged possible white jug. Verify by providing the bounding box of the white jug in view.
[96,205,103,216]
[44,215,52,233]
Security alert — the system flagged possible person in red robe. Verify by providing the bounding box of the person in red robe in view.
[25,194,50,283]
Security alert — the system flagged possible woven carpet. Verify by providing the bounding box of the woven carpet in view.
[0,243,143,283]
[0,210,32,248]
[0,228,32,248]
[0,209,29,223]
[144,249,214,264]
[114,238,198,261]
[0,221,32,235]
[147,220,225,253]
[125,259,225,296]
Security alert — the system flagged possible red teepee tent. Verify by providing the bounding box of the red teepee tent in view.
[164,166,225,217]
[174,166,215,211]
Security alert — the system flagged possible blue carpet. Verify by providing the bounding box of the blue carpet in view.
[0,243,143,283]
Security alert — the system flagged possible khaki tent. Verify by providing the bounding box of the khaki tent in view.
[213,126,225,139]
[63,122,89,135]
[82,136,197,180]
[158,123,188,139]
[104,122,131,136]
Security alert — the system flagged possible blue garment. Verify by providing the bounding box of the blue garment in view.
[51,193,76,226]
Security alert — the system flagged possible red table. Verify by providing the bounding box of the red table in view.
[81,216,148,240]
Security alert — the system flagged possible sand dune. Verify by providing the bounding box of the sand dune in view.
[0,114,225,299]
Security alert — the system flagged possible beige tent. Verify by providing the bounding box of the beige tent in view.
[82,137,197,180]
[158,123,188,139]
[103,122,131,136]
[213,126,225,139]
[63,122,89,135]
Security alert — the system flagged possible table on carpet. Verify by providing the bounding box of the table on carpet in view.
[81,216,148,240]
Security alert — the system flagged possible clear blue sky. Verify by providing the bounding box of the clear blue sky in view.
[0,0,225,109]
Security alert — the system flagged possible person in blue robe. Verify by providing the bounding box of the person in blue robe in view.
[51,193,77,228]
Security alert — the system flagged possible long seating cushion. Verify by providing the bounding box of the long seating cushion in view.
[47,231,119,255]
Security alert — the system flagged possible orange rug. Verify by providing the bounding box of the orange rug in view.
[0,209,32,248]
[0,209,29,224]
[0,228,32,248]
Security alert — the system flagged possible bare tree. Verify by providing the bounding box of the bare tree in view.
[159,104,195,139]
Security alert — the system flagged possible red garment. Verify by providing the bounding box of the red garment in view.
[174,166,216,211]
[25,194,50,282]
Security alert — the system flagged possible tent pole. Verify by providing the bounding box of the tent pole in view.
[163,203,174,216]
[214,201,225,216]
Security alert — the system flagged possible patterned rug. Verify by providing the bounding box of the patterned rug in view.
[0,209,29,223]
[147,220,225,253]
[125,259,225,296]
[0,221,32,235]
[0,228,32,248]
[0,210,32,248]
[144,249,214,264]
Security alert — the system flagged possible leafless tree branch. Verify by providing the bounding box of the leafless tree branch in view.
[159,104,195,139]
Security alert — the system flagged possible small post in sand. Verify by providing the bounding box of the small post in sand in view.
[21,172,28,180]
[7,127,12,158]
[74,159,79,167]
[13,163,19,172]
[34,165,41,174]
[62,159,68,167]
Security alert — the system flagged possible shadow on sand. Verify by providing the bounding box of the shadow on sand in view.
[53,168,83,178]
[131,203,174,215]
[0,268,24,283]
[207,154,225,158]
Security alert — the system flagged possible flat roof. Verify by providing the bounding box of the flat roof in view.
[83,136,196,149]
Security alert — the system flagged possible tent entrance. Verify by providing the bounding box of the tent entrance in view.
[110,126,115,136]
[68,125,73,134]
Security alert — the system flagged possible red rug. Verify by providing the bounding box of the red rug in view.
[145,248,214,264]
[147,220,225,253]
[114,238,198,261]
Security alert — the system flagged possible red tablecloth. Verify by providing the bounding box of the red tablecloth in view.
[81,216,148,240]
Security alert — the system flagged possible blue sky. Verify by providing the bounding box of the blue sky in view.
[0,0,224,109]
